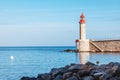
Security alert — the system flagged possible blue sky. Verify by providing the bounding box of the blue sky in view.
[0,0,120,46]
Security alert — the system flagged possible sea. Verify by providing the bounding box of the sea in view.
[0,46,120,80]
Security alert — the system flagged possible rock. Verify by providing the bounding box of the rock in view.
[90,70,100,76]
[50,68,64,77]
[70,63,76,66]
[99,73,113,80]
[109,77,118,80]
[68,64,82,73]
[80,64,96,73]
[93,72,105,79]
[115,67,120,74]
[66,76,79,80]
[20,77,36,80]
[37,73,50,80]
[112,65,119,71]
[108,62,115,66]
[20,62,120,80]
[117,77,120,80]
[20,77,30,80]
[54,75,63,80]
[63,72,73,80]
[73,73,82,80]
[30,77,36,80]
[85,62,95,66]
[108,62,120,67]
[63,49,78,53]
[50,68,59,74]
[83,76,94,80]
[64,65,70,70]
[112,65,119,74]
[111,64,120,76]
[77,70,89,77]
[64,49,74,52]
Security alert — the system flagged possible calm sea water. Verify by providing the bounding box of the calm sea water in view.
[0,46,120,80]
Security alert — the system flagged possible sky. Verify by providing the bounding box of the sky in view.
[0,0,120,46]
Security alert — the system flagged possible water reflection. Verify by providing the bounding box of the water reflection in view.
[77,52,90,64]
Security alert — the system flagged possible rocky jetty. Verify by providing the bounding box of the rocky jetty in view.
[21,62,120,80]
[63,49,78,53]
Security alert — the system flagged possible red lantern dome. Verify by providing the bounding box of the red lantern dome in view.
[80,20,85,24]
[76,40,79,43]
[80,13,85,19]
[79,13,85,23]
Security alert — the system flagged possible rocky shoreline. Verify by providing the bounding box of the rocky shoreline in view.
[63,49,78,53]
[21,62,120,80]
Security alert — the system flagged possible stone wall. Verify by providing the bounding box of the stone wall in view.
[90,40,120,52]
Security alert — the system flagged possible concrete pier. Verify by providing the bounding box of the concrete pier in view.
[90,40,120,52]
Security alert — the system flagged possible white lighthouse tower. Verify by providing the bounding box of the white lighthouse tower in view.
[79,13,86,40]
[76,13,90,52]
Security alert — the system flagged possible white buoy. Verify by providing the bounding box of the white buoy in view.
[10,56,14,60]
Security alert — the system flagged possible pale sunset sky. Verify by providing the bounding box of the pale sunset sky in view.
[0,0,119,46]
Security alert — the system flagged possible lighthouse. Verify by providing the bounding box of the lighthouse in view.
[76,13,90,52]
[79,13,86,40]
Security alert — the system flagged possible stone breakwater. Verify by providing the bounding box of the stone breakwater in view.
[21,62,120,80]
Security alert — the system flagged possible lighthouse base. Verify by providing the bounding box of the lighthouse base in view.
[78,40,90,52]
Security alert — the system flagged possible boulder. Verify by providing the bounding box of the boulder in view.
[93,72,105,79]
[37,73,50,80]
[112,65,119,74]
[64,49,74,52]
[68,64,82,73]
[99,73,113,80]
[85,62,95,66]
[90,70,100,76]
[66,76,79,80]
[20,77,36,80]
[20,62,120,80]
[83,76,94,80]
[50,68,64,77]
[73,73,82,80]
[77,70,89,77]
[63,72,73,80]
[54,75,63,80]
[30,77,36,80]
[20,77,30,80]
